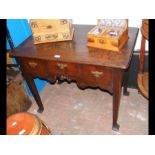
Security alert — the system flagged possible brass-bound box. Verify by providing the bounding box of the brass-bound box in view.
[29,19,74,44]
[87,19,129,52]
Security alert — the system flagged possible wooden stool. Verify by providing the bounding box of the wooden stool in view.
[137,19,149,99]
[7,112,51,135]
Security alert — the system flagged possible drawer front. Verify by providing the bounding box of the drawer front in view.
[80,65,113,89]
[47,61,78,77]
[21,58,48,78]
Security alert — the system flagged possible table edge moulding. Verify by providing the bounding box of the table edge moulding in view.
[10,24,139,131]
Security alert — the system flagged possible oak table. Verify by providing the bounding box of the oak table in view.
[10,25,139,131]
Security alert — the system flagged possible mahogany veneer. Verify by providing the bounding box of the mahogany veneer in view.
[10,25,139,131]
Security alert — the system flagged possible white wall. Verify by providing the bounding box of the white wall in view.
[73,19,148,51]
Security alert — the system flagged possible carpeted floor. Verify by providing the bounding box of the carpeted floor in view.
[28,82,148,135]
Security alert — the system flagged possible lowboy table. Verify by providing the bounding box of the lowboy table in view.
[10,25,139,131]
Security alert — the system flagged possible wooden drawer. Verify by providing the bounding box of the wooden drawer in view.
[21,58,48,78]
[29,19,74,44]
[47,61,78,77]
[80,65,113,89]
[30,19,72,34]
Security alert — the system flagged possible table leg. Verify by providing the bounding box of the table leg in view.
[25,77,44,113]
[123,69,130,96]
[112,72,123,131]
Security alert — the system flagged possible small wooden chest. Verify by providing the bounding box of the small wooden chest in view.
[29,19,74,44]
[87,19,129,52]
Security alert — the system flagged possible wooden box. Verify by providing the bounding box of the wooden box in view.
[87,19,129,52]
[29,19,74,44]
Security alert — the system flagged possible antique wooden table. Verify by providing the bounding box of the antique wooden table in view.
[10,25,139,131]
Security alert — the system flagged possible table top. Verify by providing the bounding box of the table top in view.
[10,25,139,69]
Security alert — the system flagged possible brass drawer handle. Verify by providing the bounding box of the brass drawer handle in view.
[57,63,67,69]
[88,38,94,43]
[28,62,38,68]
[98,39,106,44]
[91,71,103,78]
